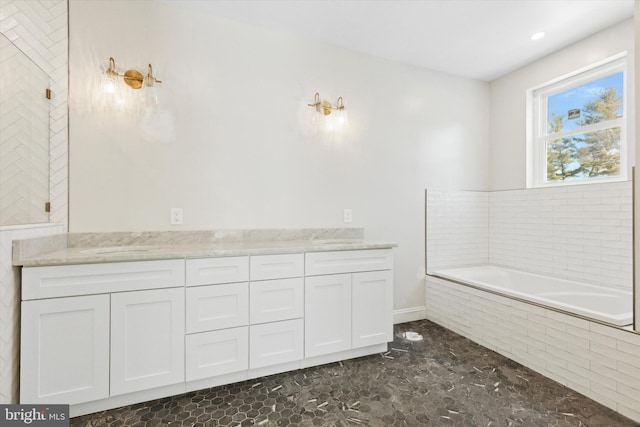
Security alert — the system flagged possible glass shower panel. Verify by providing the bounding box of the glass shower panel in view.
[0,33,50,225]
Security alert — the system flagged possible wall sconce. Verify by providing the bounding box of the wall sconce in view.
[93,57,162,113]
[307,92,349,134]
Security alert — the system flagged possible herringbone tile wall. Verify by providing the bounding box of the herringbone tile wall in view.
[0,34,50,225]
[0,0,68,405]
[0,0,68,226]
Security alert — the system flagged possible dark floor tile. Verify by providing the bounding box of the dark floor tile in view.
[71,320,638,427]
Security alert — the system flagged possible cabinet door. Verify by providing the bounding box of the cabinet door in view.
[352,270,393,348]
[111,288,185,396]
[185,327,248,381]
[304,274,351,357]
[20,295,110,404]
[250,278,303,324]
[249,319,303,369]
[186,283,249,333]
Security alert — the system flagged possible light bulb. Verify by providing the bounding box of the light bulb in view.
[102,77,116,94]
[333,109,348,132]
[93,58,132,113]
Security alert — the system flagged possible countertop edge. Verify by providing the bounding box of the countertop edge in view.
[15,242,397,267]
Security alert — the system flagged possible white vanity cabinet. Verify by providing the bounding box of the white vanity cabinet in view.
[184,256,250,383]
[304,250,394,358]
[18,244,394,417]
[20,260,185,407]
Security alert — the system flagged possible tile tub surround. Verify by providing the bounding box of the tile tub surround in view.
[489,182,632,290]
[426,190,489,272]
[12,228,398,267]
[70,320,636,427]
[426,275,640,423]
[426,181,633,290]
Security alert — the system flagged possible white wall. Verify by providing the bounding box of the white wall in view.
[490,19,634,191]
[68,1,490,316]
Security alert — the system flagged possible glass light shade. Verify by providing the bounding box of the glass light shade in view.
[332,109,349,133]
[308,103,324,134]
[142,84,159,115]
[92,63,136,113]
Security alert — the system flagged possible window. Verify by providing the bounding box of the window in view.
[527,54,627,188]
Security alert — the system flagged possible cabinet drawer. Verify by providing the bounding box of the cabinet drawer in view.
[186,283,249,333]
[185,327,249,381]
[22,260,185,300]
[250,278,303,324]
[250,254,304,281]
[249,319,303,369]
[305,250,393,276]
[186,257,249,286]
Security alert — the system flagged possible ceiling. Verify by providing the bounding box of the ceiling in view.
[166,0,634,82]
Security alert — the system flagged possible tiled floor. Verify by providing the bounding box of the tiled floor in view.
[71,320,637,426]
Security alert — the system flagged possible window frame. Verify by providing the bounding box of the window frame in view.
[526,53,628,188]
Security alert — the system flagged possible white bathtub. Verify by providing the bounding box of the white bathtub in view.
[430,265,633,327]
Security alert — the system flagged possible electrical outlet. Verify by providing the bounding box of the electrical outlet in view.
[343,208,352,223]
[170,208,183,225]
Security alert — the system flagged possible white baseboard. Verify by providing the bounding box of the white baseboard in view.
[393,306,426,324]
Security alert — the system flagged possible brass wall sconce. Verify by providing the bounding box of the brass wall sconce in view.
[307,92,345,116]
[307,92,348,133]
[95,57,162,113]
[103,57,162,90]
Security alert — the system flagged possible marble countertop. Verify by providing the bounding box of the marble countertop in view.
[13,228,396,267]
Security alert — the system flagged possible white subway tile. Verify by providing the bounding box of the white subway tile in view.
[547,345,590,369]
[566,325,593,341]
[528,347,561,369]
[591,361,624,383]
[564,363,599,390]
[545,310,589,330]
[582,383,620,411]
[510,300,546,316]
[612,383,640,409]
[618,405,640,424]
[617,337,640,354]
[587,367,619,395]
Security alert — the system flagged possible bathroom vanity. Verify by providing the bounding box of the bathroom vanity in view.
[13,229,395,416]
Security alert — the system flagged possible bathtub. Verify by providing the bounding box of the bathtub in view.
[429,265,633,327]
